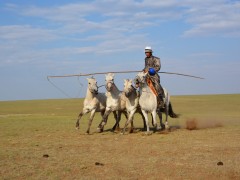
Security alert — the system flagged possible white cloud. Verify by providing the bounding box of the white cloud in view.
[13,0,240,37]
[1,0,240,67]
[0,25,58,42]
[183,1,240,37]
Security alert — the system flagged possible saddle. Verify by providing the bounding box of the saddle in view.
[146,76,164,108]
[146,77,158,96]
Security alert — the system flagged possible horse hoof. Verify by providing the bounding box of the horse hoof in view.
[96,128,103,133]
[115,127,121,131]
[161,124,165,130]
[76,127,79,130]
[129,129,134,133]
[156,126,162,131]
[147,131,153,135]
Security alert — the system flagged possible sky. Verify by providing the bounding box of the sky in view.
[0,0,240,101]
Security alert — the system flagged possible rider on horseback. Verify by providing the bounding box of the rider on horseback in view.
[136,46,165,107]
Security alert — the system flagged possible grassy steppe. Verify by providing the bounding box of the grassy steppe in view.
[0,94,240,179]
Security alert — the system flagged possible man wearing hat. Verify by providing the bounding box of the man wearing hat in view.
[142,46,164,107]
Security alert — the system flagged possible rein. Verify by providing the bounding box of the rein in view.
[97,84,105,88]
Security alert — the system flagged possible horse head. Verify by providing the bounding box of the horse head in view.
[123,79,135,97]
[135,71,148,87]
[105,73,115,92]
[87,77,98,94]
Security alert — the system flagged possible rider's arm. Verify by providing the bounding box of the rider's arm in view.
[153,57,161,72]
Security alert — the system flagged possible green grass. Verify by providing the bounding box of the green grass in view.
[0,94,240,179]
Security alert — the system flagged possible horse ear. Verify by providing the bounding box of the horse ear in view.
[124,79,127,83]
[129,79,133,84]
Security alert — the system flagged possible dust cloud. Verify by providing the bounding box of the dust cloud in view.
[184,118,224,130]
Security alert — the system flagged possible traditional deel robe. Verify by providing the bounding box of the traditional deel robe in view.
[144,55,164,98]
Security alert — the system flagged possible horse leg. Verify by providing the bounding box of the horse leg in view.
[86,109,96,134]
[76,109,89,130]
[99,110,105,125]
[157,110,164,130]
[113,110,118,122]
[97,107,111,132]
[121,121,128,135]
[123,111,128,119]
[123,111,130,131]
[138,110,147,131]
[112,111,122,131]
[121,110,135,134]
[152,112,161,130]
[152,110,158,132]
[128,111,135,133]
[165,104,170,130]
[151,113,154,127]
[141,110,151,134]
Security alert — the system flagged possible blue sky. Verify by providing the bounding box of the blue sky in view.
[0,0,240,101]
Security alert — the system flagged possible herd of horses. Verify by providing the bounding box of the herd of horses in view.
[75,72,179,135]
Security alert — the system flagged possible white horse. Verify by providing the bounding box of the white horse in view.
[97,73,127,132]
[75,77,117,134]
[122,79,179,134]
[121,79,148,134]
[135,71,161,134]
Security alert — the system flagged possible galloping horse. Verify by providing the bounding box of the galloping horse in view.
[121,79,147,134]
[121,79,179,134]
[75,77,117,134]
[97,73,127,132]
[134,71,161,134]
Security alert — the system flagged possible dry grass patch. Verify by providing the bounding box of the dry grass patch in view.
[0,94,240,179]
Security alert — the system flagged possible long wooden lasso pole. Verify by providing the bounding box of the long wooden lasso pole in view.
[47,70,204,98]
[47,70,204,79]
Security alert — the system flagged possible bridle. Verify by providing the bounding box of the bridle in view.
[125,85,136,97]
[105,80,114,91]
[88,83,98,94]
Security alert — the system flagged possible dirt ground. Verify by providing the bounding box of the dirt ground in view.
[0,95,240,179]
[1,122,240,179]
[69,126,240,179]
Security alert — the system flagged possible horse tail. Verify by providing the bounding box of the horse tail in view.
[168,102,180,118]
